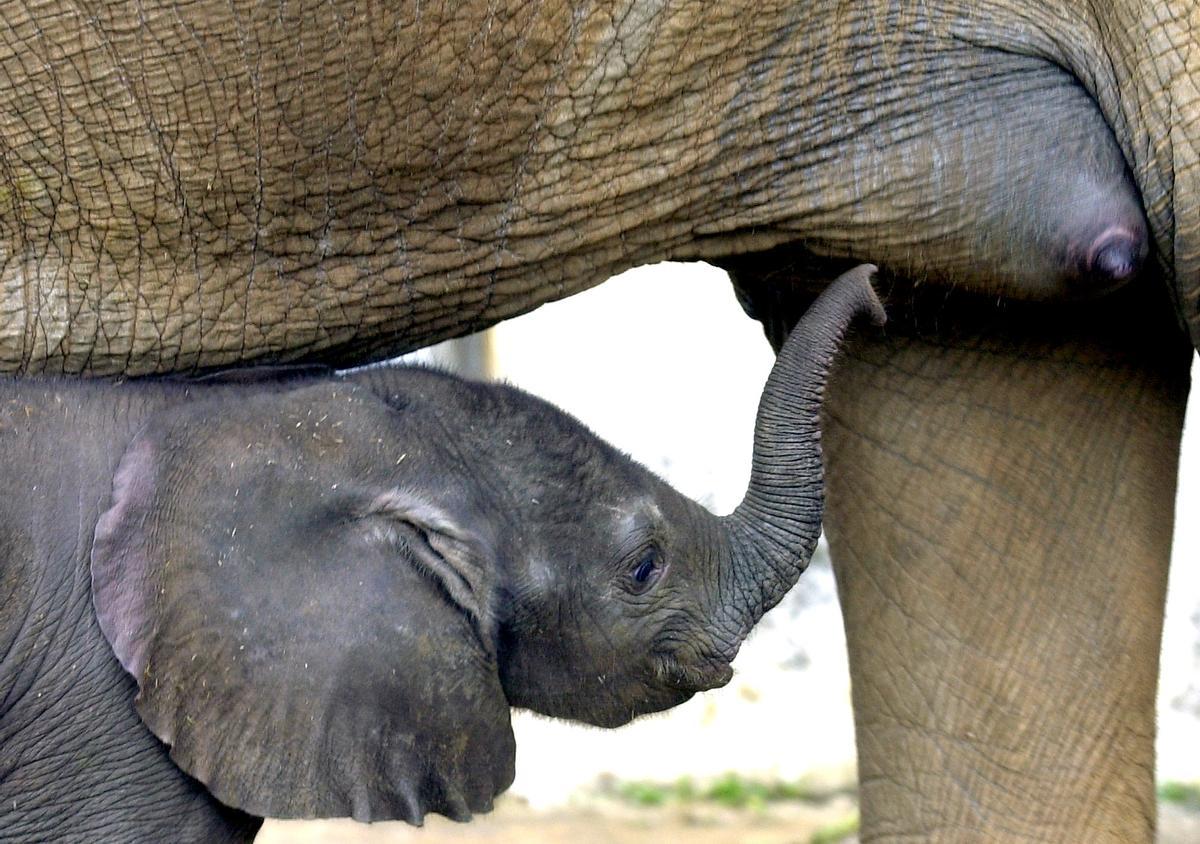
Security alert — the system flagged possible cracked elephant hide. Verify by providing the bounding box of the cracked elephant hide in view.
[0,1,1197,842]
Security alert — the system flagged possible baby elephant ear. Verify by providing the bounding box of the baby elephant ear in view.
[90,382,515,824]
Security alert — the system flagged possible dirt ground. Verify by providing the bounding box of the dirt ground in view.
[258,796,1200,844]
[258,794,859,844]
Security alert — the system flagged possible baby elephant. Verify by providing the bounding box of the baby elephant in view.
[0,267,883,842]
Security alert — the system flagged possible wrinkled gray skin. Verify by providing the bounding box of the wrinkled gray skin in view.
[0,270,882,841]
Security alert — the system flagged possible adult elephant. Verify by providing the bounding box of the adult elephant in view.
[0,1,1194,842]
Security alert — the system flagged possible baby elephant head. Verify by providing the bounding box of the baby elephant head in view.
[90,265,883,827]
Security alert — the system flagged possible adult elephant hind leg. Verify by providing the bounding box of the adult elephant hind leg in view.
[822,291,1191,842]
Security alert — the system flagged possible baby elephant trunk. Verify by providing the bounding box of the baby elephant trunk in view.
[714,264,885,655]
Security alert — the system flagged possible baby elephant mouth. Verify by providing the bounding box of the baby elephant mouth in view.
[654,652,735,693]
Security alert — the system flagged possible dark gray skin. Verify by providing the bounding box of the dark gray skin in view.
[0,267,883,842]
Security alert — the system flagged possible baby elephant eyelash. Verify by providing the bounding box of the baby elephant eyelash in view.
[630,548,662,590]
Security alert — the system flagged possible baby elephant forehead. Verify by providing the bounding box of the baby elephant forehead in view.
[515,493,658,582]
[164,382,411,473]
[576,495,665,559]
[613,497,663,532]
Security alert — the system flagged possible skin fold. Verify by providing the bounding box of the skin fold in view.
[1,2,1197,841]
[0,268,882,841]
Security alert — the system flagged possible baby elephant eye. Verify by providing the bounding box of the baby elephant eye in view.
[631,549,661,590]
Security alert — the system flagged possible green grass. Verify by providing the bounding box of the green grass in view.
[1158,781,1200,811]
[704,772,818,808]
[615,780,674,807]
[608,773,839,809]
[809,810,859,844]
[604,775,859,843]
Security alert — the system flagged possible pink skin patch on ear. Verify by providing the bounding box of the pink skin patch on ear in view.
[90,437,160,684]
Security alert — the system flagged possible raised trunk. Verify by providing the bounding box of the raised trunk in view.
[715,265,883,643]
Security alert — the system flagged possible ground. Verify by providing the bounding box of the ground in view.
[259,793,1200,843]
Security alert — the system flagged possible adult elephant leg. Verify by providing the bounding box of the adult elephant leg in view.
[822,290,1191,842]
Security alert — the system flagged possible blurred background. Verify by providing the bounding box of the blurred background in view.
[261,263,1200,843]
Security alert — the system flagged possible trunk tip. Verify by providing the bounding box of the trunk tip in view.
[838,264,886,328]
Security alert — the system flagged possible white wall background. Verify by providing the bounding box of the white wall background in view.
[429,263,1200,800]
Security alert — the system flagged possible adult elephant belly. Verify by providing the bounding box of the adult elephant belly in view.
[0,1,1164,375]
